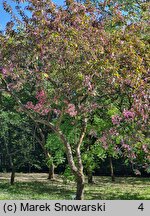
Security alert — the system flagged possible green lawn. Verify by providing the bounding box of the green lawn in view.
[0,173,149,200]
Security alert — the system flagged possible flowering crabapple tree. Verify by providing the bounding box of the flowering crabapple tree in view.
[1,0,110,199]
[1,0,149,199]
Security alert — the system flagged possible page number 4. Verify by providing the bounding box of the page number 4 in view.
[138,203,144,211]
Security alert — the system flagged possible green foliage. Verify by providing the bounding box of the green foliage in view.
[107,105,120,117]
[63,166,76,183]
[0,111,35,166]
[46,133,65,166]
[82,142,106,172]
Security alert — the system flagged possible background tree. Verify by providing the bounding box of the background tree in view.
[0,105,35,184]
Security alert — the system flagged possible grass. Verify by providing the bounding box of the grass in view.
[0,173,150,200]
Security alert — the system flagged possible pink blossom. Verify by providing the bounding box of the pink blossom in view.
[125,79,131,85]
[33,31,38,35]
[2,68,7,75]
[36,90,46,100]
[142,145,148,153]
[25,100,50,115]
[91,103,98,110]
[25,90,50,116]
[147,155,150,161]
[84,75,93,91]
[122,144,131,151]
[41,108,50,115]
[111,115,122,125]
[53,109,61,115]
[1,67,13,77]
[64,100,69,105]
[25,101,34,109]
[120,40,124,45]
[123,109,135,119]
[35,90,47,105]
[100,135,108,150]
[100,36,105,44]
[110,52,114,58]
[66,103,77,117]
[130,152,136,159]
[34,103,43,112]
[78,104,84,110]
[109,128,119,136]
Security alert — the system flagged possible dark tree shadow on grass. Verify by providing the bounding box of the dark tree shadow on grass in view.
[87,192,143,200]
[0,181,75,199]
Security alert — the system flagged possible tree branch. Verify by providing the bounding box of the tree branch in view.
[2,78,78,174]
[76,117,87,173]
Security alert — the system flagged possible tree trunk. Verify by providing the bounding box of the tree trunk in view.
[34,124,55,180]
[75,117,87,200]
[76,173,85,200]
[28,164,31,173]
[10,166,15,185]
[46,153,55,180]
[34,118,87,200]
[47,163,55,180]
[87,170,94,184]
[109,157,115,182]
[4,130,16,185]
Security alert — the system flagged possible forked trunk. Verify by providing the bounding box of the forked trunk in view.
[76,174,85,200]
[34,118,87,200]
[109,157,115,182]
[47,163,55,180]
